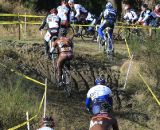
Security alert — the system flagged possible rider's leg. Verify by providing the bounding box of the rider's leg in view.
[98,20,107,41]
[44,31,51,58]
[108,28,114,51]
[44,40,49,55]
[88,19,96,32]
[56,53,67,86]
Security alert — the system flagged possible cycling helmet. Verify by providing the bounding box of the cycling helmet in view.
[95,75,106,85]
[141,4,148,9]
[106,2,113,9]
[59,28,67,37]
[68,0,74,3]
[41,116,55,128]
[50,8,58,14]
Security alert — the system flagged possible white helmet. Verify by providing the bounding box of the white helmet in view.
[68,0,74,3]
[106,2,113,9]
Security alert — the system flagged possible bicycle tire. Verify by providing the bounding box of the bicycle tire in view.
[62,67,72,97]
[51,55,58,86]
[66,26,75,38]
[81,27,97,42]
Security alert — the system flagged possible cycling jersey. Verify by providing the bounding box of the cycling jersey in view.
[138,9,151,24]
[73,4,88,18]
[124,9,138,23]
[46,14,61,29]
[103,8,117,22]
[86,85,112,114]
[57,5,70,21]
[86,85,112,101]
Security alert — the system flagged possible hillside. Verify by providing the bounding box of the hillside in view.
[0,38,160,130]
[0,0,160,130]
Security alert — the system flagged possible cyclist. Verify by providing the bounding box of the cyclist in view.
[68,0,88,36]
[97,2,117,53]
[86,12,97,34]
[137,4,152,26]
[149,4,160,27]
[57,0,70,29]
[37,116,55,130]
[86,75,113,115]
[50,28,73,87]
[123,2,138,24]
[89,113,119,130]
[39,8,61,59]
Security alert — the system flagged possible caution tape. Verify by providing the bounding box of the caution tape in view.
[123,38,160,107]
[0,62,47,129]
[125,39,132,59]
[0,13,44,18]
[0,62,45,86]
[138,72,160,106]
[8,115,38,130]
[8,89,46,130]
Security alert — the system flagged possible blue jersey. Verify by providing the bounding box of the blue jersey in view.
[103,8,117,22]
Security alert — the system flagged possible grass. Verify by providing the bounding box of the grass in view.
[0,25,160,130]
[0,75,41,129]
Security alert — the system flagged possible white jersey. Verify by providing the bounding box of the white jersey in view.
[74,4,87,17]
[37,126,54,130]
[87,85,112,101]
[124,9,138,22]
[86,12,94,21]
[57,5,69,21]
[46,14,60,28]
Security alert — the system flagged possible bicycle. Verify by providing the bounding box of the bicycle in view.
[97,27,114,61]
[51,53,72,97]
[80,25,98,42]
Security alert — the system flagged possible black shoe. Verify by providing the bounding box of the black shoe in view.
[74,33,80,37]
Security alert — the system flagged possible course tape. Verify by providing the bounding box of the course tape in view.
[138,72,160,106]
[0,62,47,129]
[125,39,132,59]
[0,62,45,86]
[8,89,46,130]
[0,13,44,18]
[124,39,160,107]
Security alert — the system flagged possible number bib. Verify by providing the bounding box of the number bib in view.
[61,47,71,52]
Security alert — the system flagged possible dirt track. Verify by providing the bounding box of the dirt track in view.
[0,40,153,130]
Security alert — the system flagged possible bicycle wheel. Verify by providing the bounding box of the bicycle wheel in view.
[52,57,58,86]
[62,67,72,97]
[81,27,97,42]
[118,28,130,40]
[66,26,75,38]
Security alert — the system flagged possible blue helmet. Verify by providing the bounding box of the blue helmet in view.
[106,2,113,9]
[95,76,106,85]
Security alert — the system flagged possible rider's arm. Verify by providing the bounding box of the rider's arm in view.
[50,40,57,53]
[39,14,48,31]
[95,12,103,25]
[123,12,128,20]
[105,86,113,106]
[112,118,119,130]
[86,90,92,111]
[138,12,143,22]
[131,11,138,22]
[75,8,80,18]
[142,10,151,22]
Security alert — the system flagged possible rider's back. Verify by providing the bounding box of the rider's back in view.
[54,37,73,53]
[46,14,60,29]
[90,113,119,130]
